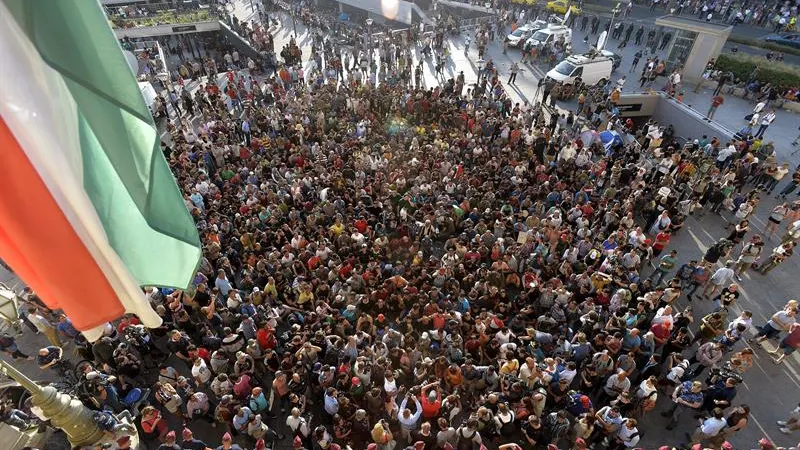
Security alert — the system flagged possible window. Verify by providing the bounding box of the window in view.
[554,61,576,76]
[572,67,583,78]
[532,31,548,42]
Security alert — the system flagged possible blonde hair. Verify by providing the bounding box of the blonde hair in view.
[371,422,389,443]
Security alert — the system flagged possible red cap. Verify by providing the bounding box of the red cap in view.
[351,376,361,385]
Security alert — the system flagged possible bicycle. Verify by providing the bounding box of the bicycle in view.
[51,358,79,385]
[50,357,92,386]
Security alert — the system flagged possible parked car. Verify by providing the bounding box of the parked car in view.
[763,33,800,48]
[546,0,581,15]
[601,49,622,71]
[525,24,573,49]
[505,20,548,47]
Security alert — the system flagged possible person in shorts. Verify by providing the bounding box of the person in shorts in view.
[769,322,800,364]
[752,306,797,345]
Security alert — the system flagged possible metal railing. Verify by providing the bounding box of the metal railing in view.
[458,15,494,31]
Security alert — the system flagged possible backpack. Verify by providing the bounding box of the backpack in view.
[498,413,515,436]
[456,428,477,450]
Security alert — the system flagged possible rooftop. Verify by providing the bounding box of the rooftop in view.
[655,14,734,34]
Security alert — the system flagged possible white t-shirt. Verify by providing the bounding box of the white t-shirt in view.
[192,359,212,383]
[768,311,795,330]
[636,380,657,400]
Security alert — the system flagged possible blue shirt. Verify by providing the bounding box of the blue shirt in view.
[215,277,232,296]
[240,303,256,317]
[324,393,339,415]
[190,192,204,210]
[249,393,268,412]
[621,333,641,352]
[232,406,252,432]
[678,381,704,406]
[37,346,61,366]
[56,319,78,338]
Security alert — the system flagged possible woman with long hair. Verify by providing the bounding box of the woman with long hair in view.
[723,404,750,439]
[371,420,396,450]
[631,376,658,419]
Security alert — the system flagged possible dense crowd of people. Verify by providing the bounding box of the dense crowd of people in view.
[7,2,800,450]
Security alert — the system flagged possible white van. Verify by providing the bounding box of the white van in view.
[138,81,158,114]
[545,54,614,86]
[525,24,572,48]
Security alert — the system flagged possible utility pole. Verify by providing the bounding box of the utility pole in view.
[292,5,298,36]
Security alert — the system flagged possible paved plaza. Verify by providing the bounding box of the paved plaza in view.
[4,2,800,449]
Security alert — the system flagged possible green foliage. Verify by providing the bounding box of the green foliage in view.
[715,53,800,88]
[109,9,212,29]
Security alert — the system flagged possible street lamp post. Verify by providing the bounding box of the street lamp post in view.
[604,3,621,49]
[365,18,374,56]
[0,360,110,448]
[291,5,297,36]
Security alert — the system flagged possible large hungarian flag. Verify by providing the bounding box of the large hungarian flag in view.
[0,0,202,339]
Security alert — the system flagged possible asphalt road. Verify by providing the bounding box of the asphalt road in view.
[574,1,800,65]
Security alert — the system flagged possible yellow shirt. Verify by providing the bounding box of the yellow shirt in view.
[298,290,314,304]
[499,359,520,375]
[329,222,344,236]
[264,283,278,298]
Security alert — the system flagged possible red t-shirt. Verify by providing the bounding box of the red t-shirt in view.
[784,325,800,348]
[420,395,441,418]
[653,232,671,251]
[354,219,368,233]
[650,322,671,343]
